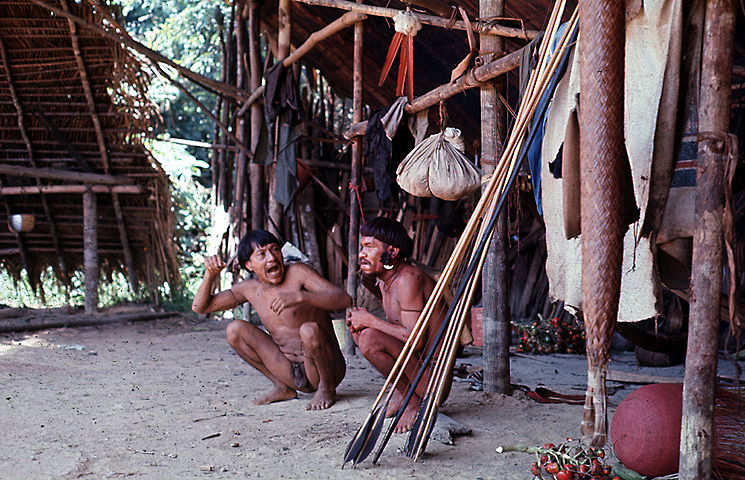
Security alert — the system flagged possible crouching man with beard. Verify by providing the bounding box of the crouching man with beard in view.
[193,230,351,410]
[346,217,452,432]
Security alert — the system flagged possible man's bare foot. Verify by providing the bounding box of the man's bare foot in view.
[305,388,336,410]
[385,390,404,418]
[393,401,419,433]
[254,385,298,405]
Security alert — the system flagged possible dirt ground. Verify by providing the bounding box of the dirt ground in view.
[1,313,739,480]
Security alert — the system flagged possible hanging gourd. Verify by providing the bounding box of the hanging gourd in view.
[378,10,421,102]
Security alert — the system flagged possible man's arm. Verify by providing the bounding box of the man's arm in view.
[192,255,245,314]
[347,307,412,343]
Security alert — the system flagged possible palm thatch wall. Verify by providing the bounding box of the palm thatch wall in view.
[0,0,178,297]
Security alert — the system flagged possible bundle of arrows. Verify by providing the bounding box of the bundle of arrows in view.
[344,0,579,468]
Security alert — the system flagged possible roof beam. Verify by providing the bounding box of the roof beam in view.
[293,0,540,40]
[0,185,147,195]
[0,164,134,185]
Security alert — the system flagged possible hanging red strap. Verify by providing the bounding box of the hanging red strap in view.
[348,183,366,224]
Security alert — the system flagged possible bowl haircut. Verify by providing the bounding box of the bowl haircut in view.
[237,230,282,269]
[359,217,413,259]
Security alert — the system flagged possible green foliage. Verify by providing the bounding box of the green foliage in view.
[120,0,229,157]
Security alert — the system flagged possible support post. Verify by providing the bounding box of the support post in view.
[249,0,265,231]
[480,0,510,394]
[234,0,250,239]
[679,0,735,478]
[345,6,364,355]
[83,189,98,314]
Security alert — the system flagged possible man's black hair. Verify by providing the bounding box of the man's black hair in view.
[359,217,413,259]
[237,230,282,269]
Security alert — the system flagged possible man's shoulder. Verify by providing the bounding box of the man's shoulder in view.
[401,263,432,281]
[232,277,261,295]
[285,261,320,278]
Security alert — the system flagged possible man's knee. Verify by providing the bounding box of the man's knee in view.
[226,319,249,348]
[357,328,384,357]
[299,322,322,349]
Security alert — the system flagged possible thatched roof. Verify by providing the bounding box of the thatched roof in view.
[0,0,178,293]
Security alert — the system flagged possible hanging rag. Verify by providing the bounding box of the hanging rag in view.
[364,97,408,203]
[262,61,303,210]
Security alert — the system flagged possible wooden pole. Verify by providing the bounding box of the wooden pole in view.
[293,0,540,40]
[345,4,364,356]
[480,0,510,394]
[235,11,366,118]
[0,164,132,185]
[249,0,265,231]
[267,0,293,236]
[343,46,523,138]
[0,185,146,195]
[679,0,736,477]
[83,188,98,314]
[234,0,250,240]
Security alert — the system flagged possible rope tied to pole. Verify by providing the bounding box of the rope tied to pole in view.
[348,182,365,224]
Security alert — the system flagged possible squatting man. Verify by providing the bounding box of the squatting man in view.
[192,230,351,410]
[346,217,452,432]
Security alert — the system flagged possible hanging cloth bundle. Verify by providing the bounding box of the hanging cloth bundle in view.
[378,10,421,102]
[396,128,482,200]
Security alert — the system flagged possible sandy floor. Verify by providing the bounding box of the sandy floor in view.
[1,314,738,480]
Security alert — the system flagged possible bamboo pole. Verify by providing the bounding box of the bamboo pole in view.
[343,46,523,138]
[680,0,736,478]
[351,12,579,464]
[83,189,98,314]
[479,0,510,395]
[293,0,539,40]
[345,2,364,356]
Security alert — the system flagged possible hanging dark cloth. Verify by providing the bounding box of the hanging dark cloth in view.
[364,97,408,203]
[261,62,303,210]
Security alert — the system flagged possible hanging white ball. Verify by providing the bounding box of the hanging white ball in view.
[393,11,422,36]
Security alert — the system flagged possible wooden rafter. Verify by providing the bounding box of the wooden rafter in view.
[0,164,133,185]
[343,43,525,138]
[293,0,540,40]
[0,185,147,195]
[62,0,137,291]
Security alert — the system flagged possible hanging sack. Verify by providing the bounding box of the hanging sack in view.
[396,128,482,200]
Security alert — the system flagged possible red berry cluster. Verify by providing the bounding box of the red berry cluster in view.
[515,316,585,354]
[530,439,618,480]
